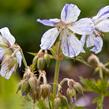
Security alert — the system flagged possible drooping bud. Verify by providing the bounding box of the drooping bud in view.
[66,88,76,98]
[21,80,30,96]
[60,95,68,107]
[54,96,61,109]
[37,57,46,70]
[23,67,34,80]
[73,82,83,94]
[88,54,100,68]
[40,84,51,99]
[28,76,38,91]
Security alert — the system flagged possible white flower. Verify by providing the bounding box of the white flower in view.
[37,4,94,57]
[81,6,109,54]
[0,27,22,79]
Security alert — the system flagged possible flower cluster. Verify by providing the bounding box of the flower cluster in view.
[17,67,51,103]
[37,4,109,57]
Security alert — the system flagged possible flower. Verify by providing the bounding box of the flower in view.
[0,27,22,79]
[37,4,94,57]
[81,6,109,54]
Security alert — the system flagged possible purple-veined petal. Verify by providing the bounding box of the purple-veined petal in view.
[0,47,5,60]
[15,50,22,67]
[80,35,86,46]
[0,62,8,78]
[5,65,16,79]
[94,5,109,20]
[91,36,103,54]
[96,19,109,32]
[86,34,103,54]
[37,18,60,26]
[69,18,94,35]
[40,28,60,50]
[0,27,15,46]
[61,32,83,57]
[61,4,80,23]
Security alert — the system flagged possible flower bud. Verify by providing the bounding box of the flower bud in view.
[88,54,100,68]
[37,57,46,70]
[73,82,83,94]
[66,88,76,98]
[54,96,61,108]
[21,80,30,96]
[30,86,41,102]
[40,84,51,99]
[32,56,38,65]
[60,95,68,107]
[23,67,34,80]
[44,53,50,67]
[28,76,38,91]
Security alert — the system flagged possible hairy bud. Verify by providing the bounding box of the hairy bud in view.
[44,53,50,67]
[66,88,76,98]
[40,84,51,99]
[88,54,100,68]
[37,57,46,70]
[21,80,30,96]
[28,76,38,91]
[54,96,61,109]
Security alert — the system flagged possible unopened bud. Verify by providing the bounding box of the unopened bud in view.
[54,96,61,108]
[21,80,30,96]
[60,95,68,107]
[32,56,38,65]
[28,76,38,91]
[23,67,34,80]
[16,80,24,93]
[88,54,100,68]
[73,82,83,94]
[40,84,51,99]
[66,88,76,98]
[37,57,46,70]
[44,53,50,67]
[30,86,41,102]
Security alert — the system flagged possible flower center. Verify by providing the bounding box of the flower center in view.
[56,21,68,30]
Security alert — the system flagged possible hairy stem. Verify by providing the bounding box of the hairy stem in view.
[53,60,60,97]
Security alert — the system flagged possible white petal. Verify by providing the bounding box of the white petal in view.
[37,18,60,26]
[0,62,8,78]
[80,35,86,46]
[86,34,103,54]
[61,4,80,23]
[96,19,109,32]
[0,47,5,60]
[0,27,15,46]
[69,18,94,35]
[91,36,103,54]
[40,28,60,50]
[86,34,95,48]
[5,65,16,79]
[0,35,8,46]
[61,32,83,57]
[15,51,22,67]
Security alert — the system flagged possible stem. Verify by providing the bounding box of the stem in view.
[33,102,35,109]
[99,67,103,79]
[97,95,104,109]
[21,50,28,68]
[53,60,60,97]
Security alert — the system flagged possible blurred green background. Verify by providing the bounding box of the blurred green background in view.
[0,0,109,109]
